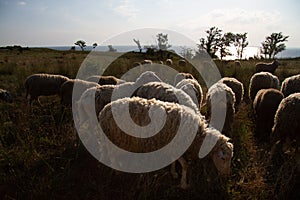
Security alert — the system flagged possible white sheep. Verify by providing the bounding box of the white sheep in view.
[280,74,300,97]
[206,82,236,135]
[249,72,279,101]
[255,60,280,74]
[60,79,100,106]
[175,78,203,108]
[253,88,284,142]
[97,97,234,189]
[0,89,13,103]
[86,75,125,85]
[24,73,69,106]
[272,92,300,148]
[218,77,244,112]
[132,81,200,114]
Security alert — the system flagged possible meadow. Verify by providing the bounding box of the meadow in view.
[0,47,299,199]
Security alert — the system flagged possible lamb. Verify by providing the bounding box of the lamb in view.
[272,93,300,148]
[24,73,70,106]
[253,88,284,142]
[173,72,195,86]
[0,89,13,103]
[255,60,280,74]
[249,72,279,101]
[218,77,244,112]
[97,97,234,189]
[206,82,236,135]
[86,75,125,85]
[280,74,300,97]
[175,78,203,107]
[178,59,187,67]
[60,79,100,106]
[132,81,200,114]
[166,59,173,66]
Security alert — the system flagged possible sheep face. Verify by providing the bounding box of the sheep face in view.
[211,141,234,175]
[0,90,13,103]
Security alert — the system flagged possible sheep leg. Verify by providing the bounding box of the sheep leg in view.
[178,157,189,189]
[170,162,178,179]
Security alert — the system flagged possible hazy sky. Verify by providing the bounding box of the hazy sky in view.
[0,0,299,47]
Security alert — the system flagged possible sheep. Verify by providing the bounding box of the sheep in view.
[141,60,152,65]
[76,71,162,127]
[280,74,300,97]
[76,85,116,127]
[97,97,234,189]
[165,58,173,66]
[86,75,125,85]
[0,89,13,103]
[173,72,195,86]
[175,78,203,107]
[206,82,236,135]
[249,72,279,101]
[272,92,300,148]
[178,59,187,67]
[234,60,241,68]
[253,88,284,142]
[60,79,100,106]
[255,60,280,74]
[218,77,244,112]
[132,81,200,114]
[24,73,69,106]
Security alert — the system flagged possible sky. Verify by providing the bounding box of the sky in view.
[0,0,299,47]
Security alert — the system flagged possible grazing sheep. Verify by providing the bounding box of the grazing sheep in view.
[166,59,173,66]
[175,78,203,107]
[132,81,200,114]
[218,77,244,112]
[280,74,300,97]
[141,60,152,65]
[255,60,280,74]
[249,72,279,101]
[60,79,100,106]
[98,97,234,189]
[24,73,69,106]
[159,61,164,64]
[77,85,116,126]
[272,93,300,147]
[0,89,13,103]
[253,88,284,142]
[173,72,195,86]
[76,71,162,127]
[206,82,236,135]
[132,62,142,67]
[178,59,187,67]
[234,60,241,68]
[86,75,125,85]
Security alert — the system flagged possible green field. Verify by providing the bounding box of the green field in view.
[0,48,299,199]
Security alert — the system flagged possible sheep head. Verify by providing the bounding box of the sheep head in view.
[210,136,234,176]
[0,90,13,103]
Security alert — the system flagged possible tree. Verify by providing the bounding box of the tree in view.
[107,45,117,52]
[74,40,86,51]
[179,46,194,60]
[92,43,98,49]
[217,32,235,61]
[260,32,289,59]
[133,38,142,52]
[156,33,171,50]
[233,33,249,60]
[197,27,222,59]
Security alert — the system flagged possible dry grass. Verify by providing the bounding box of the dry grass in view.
[0,48,299,199]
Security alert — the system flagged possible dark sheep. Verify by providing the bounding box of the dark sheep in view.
[255,60,280,74]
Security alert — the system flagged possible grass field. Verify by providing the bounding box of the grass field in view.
[0,48,299,199]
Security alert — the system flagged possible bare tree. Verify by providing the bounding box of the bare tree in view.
[133,39,142,52]
[260,32,289,59]
[74,40,86,51]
